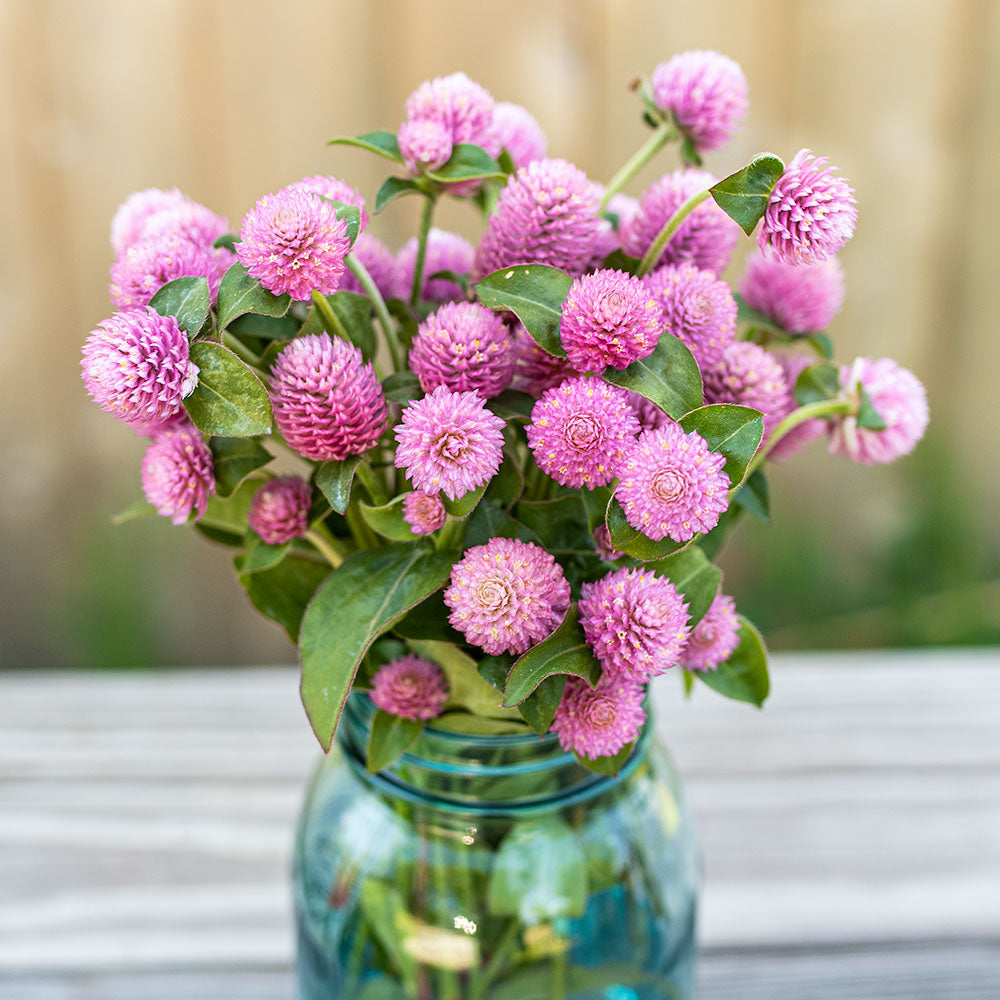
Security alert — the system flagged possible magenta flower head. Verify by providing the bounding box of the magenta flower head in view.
[397,228,475,304]
[560,269,661,374]
[490,101,547,169]
[237,187,350,301]
[398,118,454,174]
[402,492,447,536]
[270,333,388,462]
[405,71,495,149]
[370,655,449,721]
[511,325,577,397]
[829,357,929,465]
[444,538,570,655]
[651,50,749,153]
[139,200,230,253]
[527,377,640,489]
[579,568,691,682]
[702,341,789,438]
[623,169,740,276]
[550,675,646,761]
[141,424,215,526]
[473,158,604,279]
[247,475,312,545]
[287,174,368,232]
[338,233,399,300]
[758,150,858,265]
[410,301,515,398]
[110,188,188,255]
[616,423,730,543]
[645,263,737,372]
[739,252,845,334]
[680,593,740,671]
[81,307,198,426]
[394,385,505,501]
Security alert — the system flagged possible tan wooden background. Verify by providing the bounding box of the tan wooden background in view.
[1,0,996,667]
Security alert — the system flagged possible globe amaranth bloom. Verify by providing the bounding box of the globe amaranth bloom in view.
[394,385,505,501]
[111,188,230,256]
[270,333,388,461]
[237,187,351,300]
[579,568,691,682]
[287,174,368,232]
[81,307,198,426]
[370,655,449,721]
[110,187,189,255]
[702,340,789,438]
[550,675,646,760]
[398,118,454,174]
[489,101,547,169]
[409,301,515,398]
[248,476,312,545]
[527,377,640,489]
[828,357,929,465]
[402,492,447,536]
[680,593,740,671]
[510,324,576,397]
[338,233,399,300]
[405,72,495,150]
[141,423,215,525]
[396,228,474,304]
[767,352,826,460]
[739,251,845,334]
[559,269,661,373]
[444,538,570,655]
[616,423,730,543]
[651,50,749,153]
[757,149,858,265]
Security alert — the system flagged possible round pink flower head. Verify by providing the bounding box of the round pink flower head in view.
[768,352,826,460]
[550,675,646,761]
[490,101,547,169]
[405,72,496,149]
[237,187,350,301]
[394,385,505,501]
[473,158,604,280]
[81,307,198,426]
[629,390,672,433]
[593,524,624,562]
[616,423,730,543]
[287,174,368,232]
[110,188,188,255]
[560,269,661,374]
[140,199,230,252]
[397,228,475,304]
[580,568,691,682]
[444,538,570,655]
[370,655,449,722]
[651,50,749,153]
[739,252,845,334]
[645,263,738,372]
[410,301,515,398]
[248,475,312,545]
[623,168,740,276]
[402,491,448,536]
[338,233,399,300]
[511,324,577,398]
[829,357,929,465]
[680,593,740,671]
[270,333,388,462]
[527,377,640,490]
[702,341,789,438]
[141,424,215,526]
[757,149,858,265]
[398,118,454,175]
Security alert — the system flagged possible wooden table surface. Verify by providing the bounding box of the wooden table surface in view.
[2,649,998,999]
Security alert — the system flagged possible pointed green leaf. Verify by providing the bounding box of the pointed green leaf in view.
[519,673,566,735]
[111,499,157,525]
[465,500,541,548]
[328,130,403,162]
[149,276,210,337]
[302,290,376,360]
[431,712,529,736]
[808,332,834,359]
[795,362,840,406]
[606,495,690,561]
[239,553,330,643]
[382,371,422,402]
[474,264,573,357]
[209,437,273,498]
[360,495,419,542]
[576,742,635,777]
[184,342,273,437]
[392,591,464,644]
[213,233,237,252]
[425,143,505,183]
[857,383,888,430]
[200,476,262,537]
[375,176,424,214]
[733,469,770,523]
[709,153,785,235]
[366,709,423,772]
[603,334,702,419]
[515,493,597,556]
[216,262,291,331]
[226,311,299,341]
[601,249,642,275]
[678,403,764,491]
[697,615,770,707]
[240,532,291,574]
[408,639,521,720]
[426,268,469,295]
[477,655,512,692]
[324,200,361,245]
[644,547,722,627]
[443,483,486,517]
[315,456,362,515]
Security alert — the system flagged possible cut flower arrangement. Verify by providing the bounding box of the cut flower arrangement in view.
[81,51,928,998]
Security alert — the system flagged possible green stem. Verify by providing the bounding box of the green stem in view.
[310,289,351,342]
[410,196,436,307]
[434,515,467,552]
[744,397,853,479]
[220,330,264,369]
[637,187,711,276]
[551,947,567,1000]
[305,526,346,568]
[346,252,404,372]
[600,121,675,210]
[344,502,376,550]
[355,460,388,506]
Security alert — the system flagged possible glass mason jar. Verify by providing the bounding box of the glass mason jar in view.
[293,694,698,1000]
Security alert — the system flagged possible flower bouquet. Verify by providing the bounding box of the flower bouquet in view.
[81,51,927,1000]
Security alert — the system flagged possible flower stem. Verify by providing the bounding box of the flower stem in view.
[355,459,388,507]
[220,330,264,369]
[310,289,351,343]
[410,196,436,308]
[637,187,712,276]
[305,526,346,568]
[600,121,675,210]
[434,515,467,552]
[346,252,404,372]
[744,397,853,479]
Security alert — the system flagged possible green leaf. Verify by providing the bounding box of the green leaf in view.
[477,655,512,692]
[425,143,505,183]
[808,332,834,359]
[484,449,525,508]
[697,615,770,707]
[734,469,770,523]
[382,371,422,403]
[795,362,840,406]
[408,640,521,721]
[366,709,423,772]
[240,532,291,574]
[213,233,237,252]
[183,342,273,438]
[709,152,785,235]
[200,476,261,537]
[474,264,572,357]
[857,383,889,430]
[518,674,566,735]
[324,200,361,245]
[375,176,424,214]
[432,712,530,736]
[209,437,273,498]
[443,483,486,518]
[360,495,418,542]
[304,290,376,360]
[679,133,703,168]
[734,292,779,330]
[239,553,330,643]
[677,403,764,491]
[328,130,403,162]
[465,500,541,548]
[487,390,535,423]
[357,883,418,994]
[515,493,596,555]
[606,495,690,561]
[148,276,210,337]
[426,268,469,295]
[603,334,702,419]
[315,456,362,515]
[600,249,642,275]
[300,545,456,749]
[226,311,299,341]
[392,591,464,644]
[216,262,291,331]
[111,499,157,525]
[576,742,635,777]
[645,547,722,627]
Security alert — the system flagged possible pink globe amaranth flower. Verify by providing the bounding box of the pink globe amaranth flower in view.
[397,228,474,304]
[702,341,789,439]
[237,187,350,301]
[394,385,505,501]
[270,333,388,462]
[338,233,399,300]
[757,149,858,265]
[405,72,496,149]
[645,263,737,372]
[110,188,188,255]
[130,408,193,439]
[139,200,230,252]
[472,158,604,280]
[580,568,690,681]
[829,357,929,465]
[623,168,740,276]
[739,252,845,334]
[141,424,215,526]
[410,301,515,398]
[629,390,672,433]
[490,101,547,169]
[680,593,740,671]
[402,491,447,536]
[768,352,827,460]
[560,269,661,374]
[593,524,624,562]
[651,50,749,153]
[444,538,570,655]
[550,675,646,761]
[527,377,640,489]
[370,655,449,721]
[398,118,454,174]
[247,475,312,545]
[287,174,368,232]
[510,324,577,398]
[81,307,198,427]
[616,423,730,543]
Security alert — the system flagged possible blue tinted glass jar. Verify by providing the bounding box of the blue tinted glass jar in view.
[294,694,698,999]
